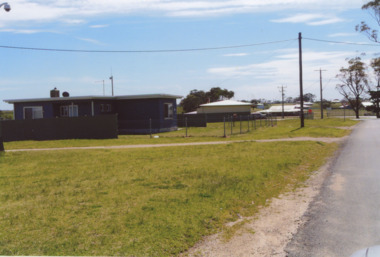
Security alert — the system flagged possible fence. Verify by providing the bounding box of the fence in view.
[326,109,368,118]
[177,114,278,138]
[1,115,118,142]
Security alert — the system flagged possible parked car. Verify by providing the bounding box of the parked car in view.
[251,112,267,119]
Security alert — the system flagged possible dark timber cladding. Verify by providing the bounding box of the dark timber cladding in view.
[4,93,182,136]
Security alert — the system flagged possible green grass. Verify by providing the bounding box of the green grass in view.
[4,118,359,150]
[0,141,337,256]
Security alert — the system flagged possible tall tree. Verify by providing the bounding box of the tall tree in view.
[368,57,380,117]
[294,93,316,103]
[179,87,235,113]
[205,87,234,102]
[336,57,369,118]
[179,90,207,113]
[356,0,380,43]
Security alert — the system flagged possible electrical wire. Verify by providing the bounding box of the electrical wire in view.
[0,38,297,53]
[303,37,380,46]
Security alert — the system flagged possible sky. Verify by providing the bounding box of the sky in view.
[0,0,379,110]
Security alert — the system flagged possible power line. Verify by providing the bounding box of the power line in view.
[304,37,380,46]
[0,39,297,53]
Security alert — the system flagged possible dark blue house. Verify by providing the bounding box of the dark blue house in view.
[4,90,182,134]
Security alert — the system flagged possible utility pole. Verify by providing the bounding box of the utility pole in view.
[315,68,327,119]
[298,32,304,128]
[109,76,114,96]
[278,85,286,119]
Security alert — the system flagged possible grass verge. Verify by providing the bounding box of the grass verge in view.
[0,141,337,256]
[4,118,358,150]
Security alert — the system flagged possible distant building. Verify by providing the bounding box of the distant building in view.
[196,100,252,114]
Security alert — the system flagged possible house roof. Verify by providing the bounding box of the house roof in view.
[4,94,182,104]
[199,100,251,107]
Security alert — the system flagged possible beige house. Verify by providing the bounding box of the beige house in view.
[196,100,252,114]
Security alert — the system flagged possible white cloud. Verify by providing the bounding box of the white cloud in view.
[77,37,105,45]
[0,0,361,26]
[223,53,249,57]
[271,13,345,26]
[207,49,360,100]
[90,24,109,28]
[328,33,357,38]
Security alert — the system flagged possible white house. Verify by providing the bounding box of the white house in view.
[196,100,252,114]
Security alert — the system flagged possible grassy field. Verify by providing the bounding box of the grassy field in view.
[1,141,338,256]
[4,118,358,150]
[0,118,359,256]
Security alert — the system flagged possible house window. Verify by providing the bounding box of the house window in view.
[24,106,43,119]
[164,103,173,119]
[60,105,78,117]
[101,104,112,113]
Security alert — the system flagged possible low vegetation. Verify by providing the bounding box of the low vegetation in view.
[1,141,337,256]
[4,118,358,150]
[0,118,358,256]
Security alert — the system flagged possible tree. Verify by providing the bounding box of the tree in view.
[205,87,234,102]
[179,90,206,113]
[294,93,316,103]
[368,57,380,117]
[179,87,234,113]
[336,57,370,118]
[356,0,380,43]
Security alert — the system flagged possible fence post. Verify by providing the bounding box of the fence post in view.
[240,115,242,134]
[185,117,188,137]
[247,115,250,132]
[149,118,152,138]
[223,117,226,137]
[230,116,233,135]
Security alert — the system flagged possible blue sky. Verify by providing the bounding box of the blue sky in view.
[0,0,379,110]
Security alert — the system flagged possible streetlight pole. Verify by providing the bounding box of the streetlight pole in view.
[0,2,11,152]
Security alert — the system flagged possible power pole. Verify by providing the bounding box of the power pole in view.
[315,68,327,119]
[109,76,114,96]
[278,85,286,119]
[298,32,304,127]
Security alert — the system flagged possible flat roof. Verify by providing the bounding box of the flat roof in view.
[4,94,183,104]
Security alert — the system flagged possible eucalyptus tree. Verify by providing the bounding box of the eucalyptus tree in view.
[336,57,370,119]
[356,0,380,43]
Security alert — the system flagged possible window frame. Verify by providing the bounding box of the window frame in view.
[164,102,174,119]
[60,105,78,117]
[23,106,43,120]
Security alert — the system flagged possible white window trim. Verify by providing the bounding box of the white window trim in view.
[60,104,78,117]
[23,106,43,120]
[164,103,174,119]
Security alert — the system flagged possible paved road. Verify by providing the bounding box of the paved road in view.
[285,119,380,256]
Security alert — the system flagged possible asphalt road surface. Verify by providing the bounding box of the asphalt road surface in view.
[285,119,380,256]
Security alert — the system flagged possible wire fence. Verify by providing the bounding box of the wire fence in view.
[176,114,278,138]
[326,109,370,118]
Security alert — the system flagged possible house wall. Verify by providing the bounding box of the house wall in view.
[14,102,54,120]
[117,98,178,134]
